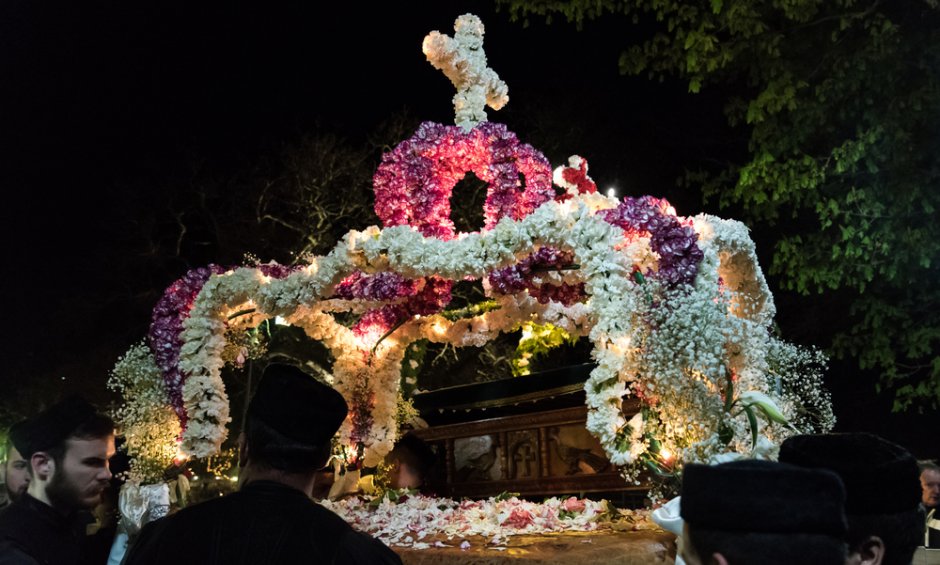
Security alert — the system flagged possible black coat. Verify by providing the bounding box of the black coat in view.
[0,494,86,565]
[123,481,402,565]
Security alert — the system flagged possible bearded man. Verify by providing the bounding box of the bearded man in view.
[0,396,116,564]
[0,422,31,511]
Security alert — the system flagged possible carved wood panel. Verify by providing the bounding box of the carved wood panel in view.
[413,401,645,498]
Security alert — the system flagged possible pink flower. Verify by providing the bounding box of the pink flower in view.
[562,497,586,513]
[501,508,534,529]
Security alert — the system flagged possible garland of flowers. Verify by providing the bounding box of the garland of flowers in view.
[117,129,827,492]
[148,263,296,428]
[148,265,227,424]
[372,121,553,239]
[122,178,827,474]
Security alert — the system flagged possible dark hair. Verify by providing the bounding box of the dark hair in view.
[388,434,435,481]
[921,461,940,474]
[43,412,115,467]
[687,526,847,565]
[846,508,925,565]
[245,416,331,473]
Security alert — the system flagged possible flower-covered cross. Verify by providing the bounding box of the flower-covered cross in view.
[423,14,509,131]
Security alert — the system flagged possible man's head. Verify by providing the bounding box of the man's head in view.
[680,460,848,565]
[3,421,30,502]
[386,433,435,490]
[240,363,348,475]
[19,396,115,513]
[779,433,924,565]
[921,462,940,510]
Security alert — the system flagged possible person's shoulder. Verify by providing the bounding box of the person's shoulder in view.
[304,500,355,526]
[300,501,401,563]
[335,529,403,565]
[0,501,34,541]
[0,539,40,565]
[124,496,236,564]
[141,493,234,534]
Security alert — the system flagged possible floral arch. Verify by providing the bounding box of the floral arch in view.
[111,14,832,487]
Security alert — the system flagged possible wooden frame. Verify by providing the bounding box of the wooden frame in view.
[412,401,645,498]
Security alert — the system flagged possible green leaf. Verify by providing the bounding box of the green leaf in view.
[742,404,759,448]
[738,391,789,425]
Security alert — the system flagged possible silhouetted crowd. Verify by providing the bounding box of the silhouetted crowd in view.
[0,364,936,564]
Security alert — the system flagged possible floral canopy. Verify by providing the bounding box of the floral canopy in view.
[111,14,832,488]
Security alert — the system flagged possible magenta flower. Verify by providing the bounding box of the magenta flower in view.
[373,121,553,239]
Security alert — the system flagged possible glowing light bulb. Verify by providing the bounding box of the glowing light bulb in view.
[660,448,673,462]
[607,187,617,198]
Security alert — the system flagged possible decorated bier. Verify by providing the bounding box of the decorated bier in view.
[110,13,834,516]
[412,364,648,501]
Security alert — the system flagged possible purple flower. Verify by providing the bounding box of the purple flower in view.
[148,265,228,425]
[352,277,453,340]
[334,271,419,301]
[599,196,703,287]
[488,247,586,306]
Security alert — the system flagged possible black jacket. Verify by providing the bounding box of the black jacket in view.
[0,494,86,565]
[123,481,402,565]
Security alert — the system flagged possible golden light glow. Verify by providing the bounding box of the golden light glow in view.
[173,444,189,466]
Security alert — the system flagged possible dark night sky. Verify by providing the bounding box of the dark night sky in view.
[0,1,932,454]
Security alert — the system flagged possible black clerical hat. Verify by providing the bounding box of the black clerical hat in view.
[16,396,103,457]
[681,460,847,537]
[779,433,921,515]
[7,420,30,456]
[247,363,348,449]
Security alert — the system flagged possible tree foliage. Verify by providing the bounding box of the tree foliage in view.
[499,0,940,409]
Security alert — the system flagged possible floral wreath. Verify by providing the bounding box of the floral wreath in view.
[112,14,832,487]
[373,120,553,239]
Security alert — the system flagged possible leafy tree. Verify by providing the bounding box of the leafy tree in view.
[499,0,940,410]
